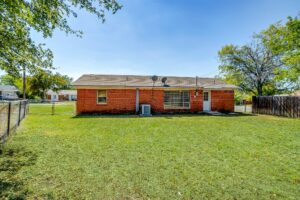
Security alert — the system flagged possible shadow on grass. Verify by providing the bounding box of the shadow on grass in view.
[0,147,38,199]
[72,112,254,119]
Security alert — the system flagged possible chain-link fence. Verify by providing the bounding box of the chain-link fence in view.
[29,100,76,116]
[0,100,29,143]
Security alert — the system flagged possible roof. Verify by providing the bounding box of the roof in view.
[47,90,77,95]
[72,74,238,89]
[0,85,18,92]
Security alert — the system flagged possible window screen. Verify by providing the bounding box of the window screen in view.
[97,90,107,104]
[164,91,190,109]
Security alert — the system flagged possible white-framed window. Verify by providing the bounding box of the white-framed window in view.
[164,91,190,109]
[203,91,209,101]
[97,90,107,104]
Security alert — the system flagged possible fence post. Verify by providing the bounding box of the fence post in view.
[51,102,55,115]
[26,100,29,115]
[7,101,11,136]
[18,101,22,125]
[24,100,27,118]
[252,96,256,114]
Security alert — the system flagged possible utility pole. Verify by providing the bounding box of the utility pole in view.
[23,67,26,99]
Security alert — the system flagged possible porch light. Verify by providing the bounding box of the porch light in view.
[194,89,199,96]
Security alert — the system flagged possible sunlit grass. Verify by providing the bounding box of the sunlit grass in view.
[0,103,299,199]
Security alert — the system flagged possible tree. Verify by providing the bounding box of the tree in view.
[262,14,300,89]
[218,38,282,96]
[0,71,72,99]
[0,74,34,98]
[0,0,121,97]
[30,70,73,99]
[0,74,15,86]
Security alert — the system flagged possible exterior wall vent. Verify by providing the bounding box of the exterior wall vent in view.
[140,104,152,116]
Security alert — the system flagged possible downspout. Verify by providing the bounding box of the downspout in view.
[136,88,139,114]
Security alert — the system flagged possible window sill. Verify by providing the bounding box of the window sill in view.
[96,103,107,105]
[164,106,190,110]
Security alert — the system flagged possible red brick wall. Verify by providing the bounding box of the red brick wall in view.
[77,89,136,114]
[191,90,203,112]
[76,89,234,114]
[138,89,203,113]
[211,90,234,112]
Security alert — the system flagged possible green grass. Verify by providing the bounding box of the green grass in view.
[0,103,299,199]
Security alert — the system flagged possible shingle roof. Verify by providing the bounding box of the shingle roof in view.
[0,85,18,91]
[72,74,238,89]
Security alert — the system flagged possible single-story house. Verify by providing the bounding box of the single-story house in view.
[47,90,77,101]
[274,90,300,96]
[0,85,19,100]
[72,74,238,115]
[292,90,300,96]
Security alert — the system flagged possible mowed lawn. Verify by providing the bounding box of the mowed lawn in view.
[0,103,299,199]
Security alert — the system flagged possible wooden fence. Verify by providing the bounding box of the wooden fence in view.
[0,100,29,143]
[252,96,300,118]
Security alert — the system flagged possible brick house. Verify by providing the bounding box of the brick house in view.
[72,74,237,115]
[47,90,77,101]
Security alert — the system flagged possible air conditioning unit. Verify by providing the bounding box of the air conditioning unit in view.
[140,104,152,116]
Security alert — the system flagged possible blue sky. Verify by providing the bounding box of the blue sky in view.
[11,0,300,79]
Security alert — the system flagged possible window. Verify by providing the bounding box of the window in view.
[97,90,107,104]
[203,92,209,101]
[164,91,190,109]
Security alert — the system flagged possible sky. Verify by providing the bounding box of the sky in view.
[3,0,300,80]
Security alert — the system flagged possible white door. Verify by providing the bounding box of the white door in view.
[52,94,57,101]
[203,91,211,111]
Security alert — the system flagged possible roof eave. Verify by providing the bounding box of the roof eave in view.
[73,85,238,90]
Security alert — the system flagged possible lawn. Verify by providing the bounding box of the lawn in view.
[0,103,299,199]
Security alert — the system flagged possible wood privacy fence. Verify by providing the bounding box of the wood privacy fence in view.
[0,100,29,143]
[252,96,300,118]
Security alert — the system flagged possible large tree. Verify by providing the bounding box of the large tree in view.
[262,14,300,88]
[0,0,121,97]
[218,38,282,96]
[30,70,73,99]
[0,71,73,99]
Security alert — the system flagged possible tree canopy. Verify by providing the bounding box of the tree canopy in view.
[262,14,300,85]
[219,14,300,97]
[0,0,121,76]
[30,69,73,99]
[218,38,282,96]
[0,71,73,99]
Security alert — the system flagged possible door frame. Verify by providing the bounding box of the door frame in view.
[203,90,211,111]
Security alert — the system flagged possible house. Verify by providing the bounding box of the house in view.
[0,85,19,100]
[292,90,300,96]
[274,90,300,96]
[72,74,238,115]
[47,90,77,101]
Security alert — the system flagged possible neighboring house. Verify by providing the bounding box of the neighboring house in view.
[274,90,300,96]
[47,90,77,101]
[72,74,238,114]
[0,85,19,100]
[292,90,300,96]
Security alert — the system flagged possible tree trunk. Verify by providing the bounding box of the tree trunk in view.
[23,67,26,99]
[43,90,46,101]
[257,83,263,96]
